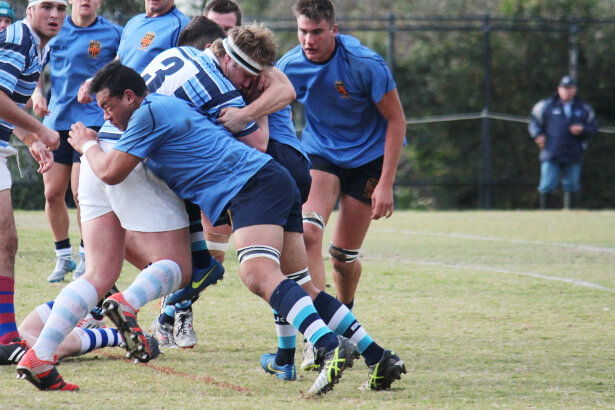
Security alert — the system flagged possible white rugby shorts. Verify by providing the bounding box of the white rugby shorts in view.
[0,142,17,191]
[78,140,188,232]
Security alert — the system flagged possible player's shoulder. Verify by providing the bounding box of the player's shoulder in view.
[0,21,32,47]
[170,6,191,24]
[95,16,123,36]
[337,34,383,62]
[277,45,304,70]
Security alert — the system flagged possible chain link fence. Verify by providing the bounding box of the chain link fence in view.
[8,14,615,209]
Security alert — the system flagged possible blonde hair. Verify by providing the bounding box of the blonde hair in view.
[212,24,277,69]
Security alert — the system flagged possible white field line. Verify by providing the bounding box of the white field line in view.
[373,228,615,254]
[391,259,615,293]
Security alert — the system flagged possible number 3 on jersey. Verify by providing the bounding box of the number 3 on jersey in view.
[143,56,185,92]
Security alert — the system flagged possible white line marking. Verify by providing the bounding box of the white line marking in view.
[391,259,615,293]
[373,229,615,254]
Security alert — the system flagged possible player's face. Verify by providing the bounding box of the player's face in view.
[69,0,101,18]
[224,56,257,90]
[0,17,11,31]
[205,11,237,34]
[27,2,67,41]
[297,15,337,63]
[96,88,135,131]
[558,85,577,102]
[146,0,174,17]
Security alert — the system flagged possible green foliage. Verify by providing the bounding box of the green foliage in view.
[7,145,45,210]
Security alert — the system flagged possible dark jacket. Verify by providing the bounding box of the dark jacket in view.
[528,94,598,163]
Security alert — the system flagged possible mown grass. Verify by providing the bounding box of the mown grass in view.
[1,210,614,409]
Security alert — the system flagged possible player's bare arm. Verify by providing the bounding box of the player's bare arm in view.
[13,127,54,173]
[236,115,269,152]
[0,90,60,150]
[218,67,295,133]
[68,121,141,185]
[371,88,406,220]
[32,76,50,117]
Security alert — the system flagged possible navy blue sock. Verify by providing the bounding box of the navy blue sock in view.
[269,279,337,352]
[55,238,71,250]
[314,291,384,366]
[185,201,212,268]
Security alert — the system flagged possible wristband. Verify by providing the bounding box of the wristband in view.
[81,140,99,155]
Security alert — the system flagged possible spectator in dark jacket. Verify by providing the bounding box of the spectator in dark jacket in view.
[529,75,598,209]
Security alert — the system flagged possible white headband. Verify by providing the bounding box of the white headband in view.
[222,36,263,76]
[28,0,67,8]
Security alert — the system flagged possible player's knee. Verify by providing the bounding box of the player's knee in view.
[236,245,281,296]
[44,185,66,203]
[302,211,325,231]
[302,211,325,247]
[328,244,359,272]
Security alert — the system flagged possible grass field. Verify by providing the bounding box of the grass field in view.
[2,210,615,408]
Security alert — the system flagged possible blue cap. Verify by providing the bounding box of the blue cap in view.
[0,1,14,22]
[559,75,577,87]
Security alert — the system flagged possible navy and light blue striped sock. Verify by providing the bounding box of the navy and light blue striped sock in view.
[185,201,212,269]
[273,310,295,366]
[75,327,122,354]
[314,291,384,366]
[269,279,337,353]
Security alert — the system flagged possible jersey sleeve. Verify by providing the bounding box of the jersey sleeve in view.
[355,54,396,105]
[113,102,171,159]
[0,31,27,96]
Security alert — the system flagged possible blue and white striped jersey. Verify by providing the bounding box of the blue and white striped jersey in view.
[0,20,49,142]
[141,45,257,138]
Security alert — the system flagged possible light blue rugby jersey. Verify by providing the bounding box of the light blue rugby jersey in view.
[118,6,189,74]
[142,45,257,138]
[277,34,403,168]
[44,16,122,130]
[99,6,189,141]
[113,94,271,223]
[0,20,49,142]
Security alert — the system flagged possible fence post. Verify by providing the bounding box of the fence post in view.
[387,12,396,71]
[568,17,578,80]
[479,14,492,209]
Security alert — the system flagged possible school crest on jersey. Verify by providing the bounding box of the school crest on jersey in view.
[140,32,156,50]
[88,40,101,58]
[335,81,351,99]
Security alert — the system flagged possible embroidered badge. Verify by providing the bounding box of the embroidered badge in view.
[140,32,156,50]
[88,40,101,58]
[335,80,351,99]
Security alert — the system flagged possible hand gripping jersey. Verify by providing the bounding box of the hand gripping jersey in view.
[141,45,257,138]
[113,93,272,223]
[0,20,50,142]
[277,34,399,168]
[44,16,122,130]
